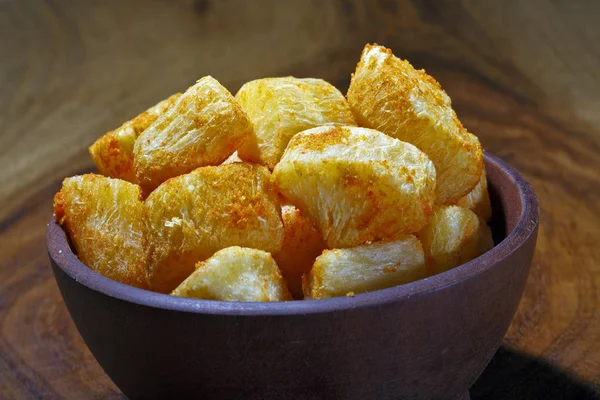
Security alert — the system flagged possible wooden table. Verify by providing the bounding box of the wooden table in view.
[1,1,599,398]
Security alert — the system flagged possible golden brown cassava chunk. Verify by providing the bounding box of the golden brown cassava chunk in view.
[53,174,147,288]
[303,235,426,299]
[455,167,492,221]
[272,125,436,248]
[134,76,253,194]
[347,44,483,204]
[171,247,292,302]
[418,206,494,275]
[89,93,181,183]
[236,77,356,169]
[273,205,327,299]
[144,163,284,293]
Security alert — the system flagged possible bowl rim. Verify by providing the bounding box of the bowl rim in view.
[47,152,539,316]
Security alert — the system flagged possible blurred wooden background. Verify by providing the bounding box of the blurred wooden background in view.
[1,0,599,398]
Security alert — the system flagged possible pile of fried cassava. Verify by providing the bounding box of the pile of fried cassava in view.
[54,44,493,301]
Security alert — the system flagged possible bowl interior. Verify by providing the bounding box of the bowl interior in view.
[46,152,539,315]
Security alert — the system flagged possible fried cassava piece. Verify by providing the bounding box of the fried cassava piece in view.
[273,125,436,249]
[347,44,483,204]
[236,77,356,169]
[273,205,327,299]
[134,76,253,194]
[172,247,292,302]
[303,235,426,299]
[53,174,148,288]
[418,206,494,275]
[455,167,492,222]
[89,93,181,183]
[144,163,284,293]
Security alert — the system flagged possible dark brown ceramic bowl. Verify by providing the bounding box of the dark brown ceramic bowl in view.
[47,153,539,400]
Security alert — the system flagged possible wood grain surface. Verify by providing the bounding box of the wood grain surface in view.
[1,0,599,398]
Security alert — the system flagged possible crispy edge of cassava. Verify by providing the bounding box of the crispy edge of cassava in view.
[89,93,181,183]
[303,235,426,299]
[134,76,253,194]
[272,125,436,248]
[272,205,327,299]
[347,44,482,204]
[455,167,492,221]
[418,205,494,275]
[171,246,292,302]
[53,173,148,289]
[222,151,243,164]
[236,77,357,169]
[144,163,284,293]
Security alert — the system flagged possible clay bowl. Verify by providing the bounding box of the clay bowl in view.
[47,152,539,400]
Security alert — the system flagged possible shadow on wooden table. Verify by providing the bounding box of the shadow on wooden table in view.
[472,346,600,399]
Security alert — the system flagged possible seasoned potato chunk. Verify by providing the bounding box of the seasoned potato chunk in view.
[303,235,426,299]
[53,174,147,288]
[89,93,181,183]
[273,205,327,299]
[172,247,292,302]
[455,167,492,221]
[347,44,483,204]
[145,163,284,293]
[418,206,494,275]
[273,125,436,248]
[134,76,253,194]
[236,77,356,169]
